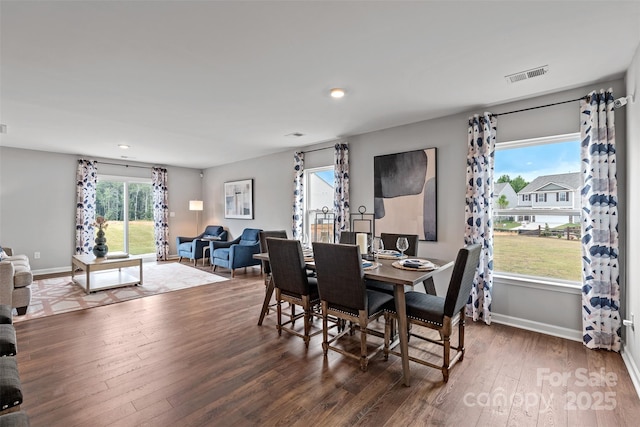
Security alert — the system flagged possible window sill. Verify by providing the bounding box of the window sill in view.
[494,273,581,295]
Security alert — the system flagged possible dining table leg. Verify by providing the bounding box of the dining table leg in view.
[258,275,275,325]
[394,285,411,386]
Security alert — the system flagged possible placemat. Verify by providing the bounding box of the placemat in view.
[391,259,436,271]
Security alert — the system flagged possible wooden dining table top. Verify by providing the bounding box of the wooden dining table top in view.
[254,252,453,286]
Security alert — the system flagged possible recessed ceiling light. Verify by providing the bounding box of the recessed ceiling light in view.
[118,144,130,149]
[330,88,345,98]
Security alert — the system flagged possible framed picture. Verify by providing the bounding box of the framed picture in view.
[374,148,437,241]
[224,179,254,219]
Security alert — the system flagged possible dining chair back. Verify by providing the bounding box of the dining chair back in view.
[383,243,481,382]
[380,233,418,257]
[312,242,394,371]
[259,230,288,279]
[267,237,320,347]
[339,231,356,244]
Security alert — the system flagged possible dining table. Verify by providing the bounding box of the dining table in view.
[254,251,454,386]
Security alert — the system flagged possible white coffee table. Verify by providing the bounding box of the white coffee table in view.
[71,254,143,294]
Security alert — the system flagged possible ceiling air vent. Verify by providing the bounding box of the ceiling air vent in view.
[285,132,305,138]
[505,65,549,84]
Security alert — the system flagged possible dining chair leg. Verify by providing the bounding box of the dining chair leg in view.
[458,311,465,362]
[302,295,311,348]
[321,301,329,355]
[276,289,283,336]
[359,312,368,371]
[383,312,391,361]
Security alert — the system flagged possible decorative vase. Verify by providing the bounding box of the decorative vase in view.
[93,227,109,258]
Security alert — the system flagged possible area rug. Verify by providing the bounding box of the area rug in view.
[14,262,228,322]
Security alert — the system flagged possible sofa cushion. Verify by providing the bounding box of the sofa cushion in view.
[213,248,230,261]
[0,411,30,427]
[12,269,32,289]
[0,306,12,325]
[0,358,23,411]
[0,325,17,357]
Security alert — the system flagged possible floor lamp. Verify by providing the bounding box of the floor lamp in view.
[189,200,203,235]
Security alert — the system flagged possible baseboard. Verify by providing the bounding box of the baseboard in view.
[621,346,640,399]
[32,266,72,276]
[491,312,582,342]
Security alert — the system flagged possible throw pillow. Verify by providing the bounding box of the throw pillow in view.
[0,249,6,261]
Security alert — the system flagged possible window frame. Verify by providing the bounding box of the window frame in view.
[493,132,582,290]
[303,166,335,242]
[97,174,155,258]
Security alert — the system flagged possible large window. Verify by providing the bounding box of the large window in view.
[493,134,581,283]
[304,167,335,242]
[96,176,155,256]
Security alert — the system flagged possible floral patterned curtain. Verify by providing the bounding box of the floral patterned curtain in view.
[152,167,169,261]
[75,159,97,255]
[580,89,620,351]
[292,151,304,240]
[334,143,350,242]
[464,113,496,325]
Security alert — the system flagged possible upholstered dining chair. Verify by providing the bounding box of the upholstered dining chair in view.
[380,233,418,257]
[312,242,394,371]
[383,243,481,382]
[339,231,356,244]
[369,233,437,295]
[267,237,322,347]
[259,230,288,286]
[211,228,262,277]
[176,225,227,265]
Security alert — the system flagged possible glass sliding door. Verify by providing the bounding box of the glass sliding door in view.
[96,176,155,256]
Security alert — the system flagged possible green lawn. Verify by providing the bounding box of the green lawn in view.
[101,220,155,255]
[493,232,582,282]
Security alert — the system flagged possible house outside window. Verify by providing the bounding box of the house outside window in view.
[304,167,334,242]
[493,133,581,283]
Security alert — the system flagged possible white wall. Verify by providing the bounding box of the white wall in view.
[0,77,630,348]
[0,147,202,273]
[197,78,626,340]
[624,41,640,392]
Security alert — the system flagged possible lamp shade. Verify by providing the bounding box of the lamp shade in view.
[189,200,203,211]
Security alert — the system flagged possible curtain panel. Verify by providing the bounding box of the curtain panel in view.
[580,89,620,351]
[292,151,305,240]
[333,143,350,243]
[464,113,496,325]
[152,167,170,261]
[75,159,98,255]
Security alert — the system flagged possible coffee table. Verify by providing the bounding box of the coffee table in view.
[71,254,143,294]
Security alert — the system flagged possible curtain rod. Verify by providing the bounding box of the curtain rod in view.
[492,96,588,117]
[301,146,333,154]
[97,161,152,170]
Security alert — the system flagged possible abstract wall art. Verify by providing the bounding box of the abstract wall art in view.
[374,148,437,241]
[224,179,254,219]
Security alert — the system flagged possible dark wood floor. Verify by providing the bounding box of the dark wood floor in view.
[15,267,640,426]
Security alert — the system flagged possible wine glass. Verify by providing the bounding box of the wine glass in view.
[396,237,409,258]
[373,237,384,262]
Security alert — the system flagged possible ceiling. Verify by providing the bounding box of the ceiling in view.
[1,1,639,170]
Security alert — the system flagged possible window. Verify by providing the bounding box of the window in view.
[493,133,581,283]
[96,176,155,256]
[304,167,334,242]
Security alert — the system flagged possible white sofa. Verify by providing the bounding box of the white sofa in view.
[0,247,32,315]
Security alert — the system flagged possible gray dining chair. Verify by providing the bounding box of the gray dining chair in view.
[312,242,394,371]
[267,237,321,348]
[383,243,481,382]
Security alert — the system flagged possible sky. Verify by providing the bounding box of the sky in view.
[495,140,581,183]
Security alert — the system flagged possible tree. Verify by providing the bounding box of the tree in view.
[510,175,529,193]
[497,174,511,184]
[497,195,509,209]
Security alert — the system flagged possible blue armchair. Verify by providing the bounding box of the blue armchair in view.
[177,225,228,266]
[211,228,262,277]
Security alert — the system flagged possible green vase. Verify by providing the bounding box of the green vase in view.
[93,227,109,257]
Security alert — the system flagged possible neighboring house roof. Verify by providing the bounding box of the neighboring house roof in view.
[494,182,508,195]
[519,172,581,194]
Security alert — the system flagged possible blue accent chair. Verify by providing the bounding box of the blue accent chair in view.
[177,225,228,265]
[211,228,262,277]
